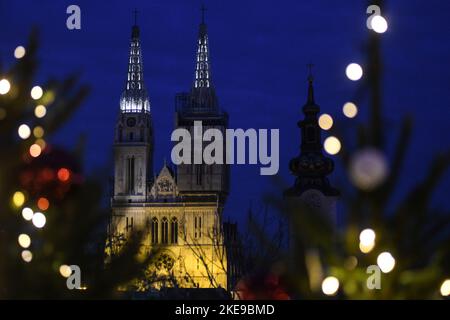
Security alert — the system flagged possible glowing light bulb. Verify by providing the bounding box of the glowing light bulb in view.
[59,265,72,278]
[371,15,388,34]
[37,197,49,211]
[14,46,26,59]
[359,229,376,246]
[31,86,43,100]
[324,136,341,155]
[349,148,388,190]
[29,144,42,158]
[377,252,395,273]
[343,102,358,118]
[18,234,31,248]
[346,63,363,81]
[32,212,46,228]
[359,242,375,254]
[33,126,44,138]
[22,207,34,221]
[34,105,46,118]
[440,279,450,296]
[318,114,333,130]
[18,124,31,139]
[58,168,71,182]
[322,276,339,296]
[21,250,33,262]
[0,79,11,95]
[12,191,25,207]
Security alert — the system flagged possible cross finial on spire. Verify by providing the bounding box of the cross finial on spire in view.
[201,4,207,24]
[133,9,138,26]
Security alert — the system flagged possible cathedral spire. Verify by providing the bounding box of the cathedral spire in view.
[189,5,218,112]
[120,14,150,113]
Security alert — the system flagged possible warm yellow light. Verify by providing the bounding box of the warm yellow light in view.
[343,102,358,118]
[59,265,72,278]
[32,212,46,228]
[359,229,376,246]
[359,241,375,254]
[0,79,11,95]
[13,191,25,207]
[377,252,395,273]
[29,144,42,158]
[440,279,450,296]
[322,276,339,296]
[21,250,33,263]
[318,114,333,130]
[18,124,31,139]
[18,234,31,248]
[34,105,47,118]
[371,15,388,33]
[22,207,34,221]
[346,63,363,81]
[14,46,26,59]
[31,86,43,100]
[324,136,341,155]
[33,126,44,138]
[35,138,46,150]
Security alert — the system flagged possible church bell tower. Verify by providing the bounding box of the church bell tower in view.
[113,21,153,203]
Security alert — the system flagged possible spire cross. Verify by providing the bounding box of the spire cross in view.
[133,9,138,25]
[201,4,207,24]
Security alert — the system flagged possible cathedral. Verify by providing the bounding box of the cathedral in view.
[107,11,230,292]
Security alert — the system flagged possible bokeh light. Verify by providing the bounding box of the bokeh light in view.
[322,276,339,296]
[32,212,46,228]
[37,197,50,211]
[13,191,25,207]
[345,63,363,81]
[14,46,26,59]
[349,148,388,190]
[21,250,33,263]
[440,279,450,296]
[359,229,376,246]
[58,168,71,182]
[18,234,31,248]
[18,124,31,139]
[59,265,72,278]
[33,126,44,138]
[359,242,375,254]
[318,114,333,130]
[371,15,388,33]
[324,136,341,155]
[343,102,358,118]
[377,252,396,273]
[35,138,47,150]
[34,105,47,118]
[22,207,34,221]
[0,79,11,95]
[29,144,42,158]
[31,86,43,100]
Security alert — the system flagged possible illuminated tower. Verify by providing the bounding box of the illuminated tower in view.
[113,21,153,203]
[175,6,229,204]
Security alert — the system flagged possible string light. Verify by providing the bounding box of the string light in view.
[37,197,50,211]
[31,86,43,100]
[0,79,11,95]
[324,136,341,155]
[32,212,46,228]
[33,126,44,138]
[318,114,333,130]
[14,46,26,59]
[12,191,25,207]
[377,252,395,273]
[343,102,358,118]
[34,105,47,118]
[18,124,31,139]
[18,234,31,248]
[21,250,33,263]
[346,63,363,81]
[322,276,339,296]
[22,207,34,221]
[35,138,46,150]
[371,15,388,33]
[29,144,42,158]
[58,168,71,182]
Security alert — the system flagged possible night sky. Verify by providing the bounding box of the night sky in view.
[1,0,449,224]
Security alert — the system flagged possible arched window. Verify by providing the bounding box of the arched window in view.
[151,217,158,244]
[161,217,169,244]
[171,217,178,244]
